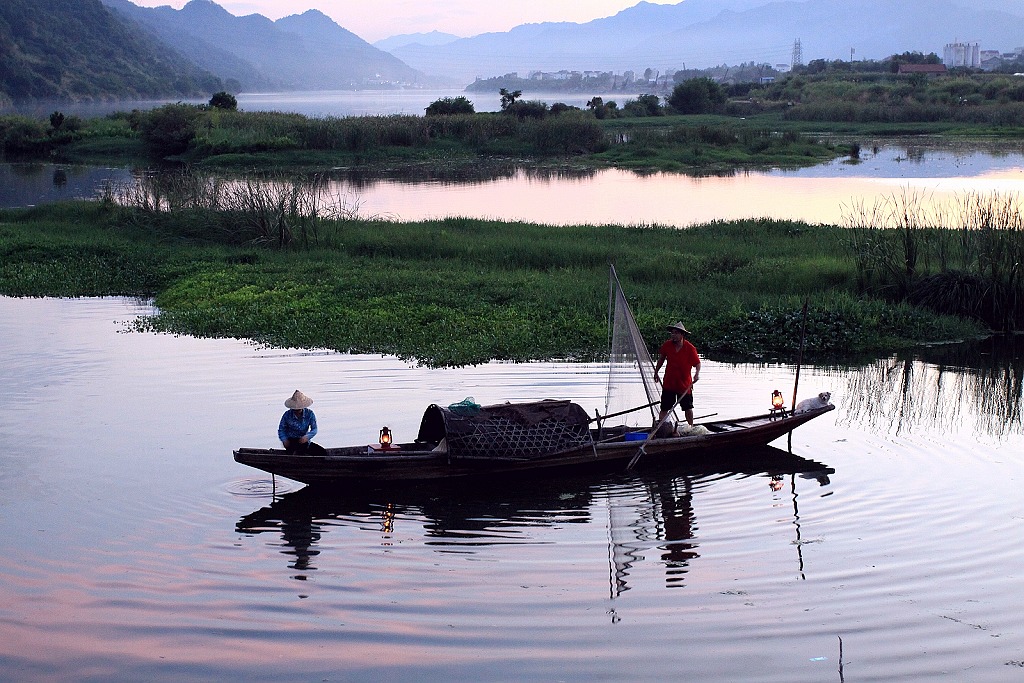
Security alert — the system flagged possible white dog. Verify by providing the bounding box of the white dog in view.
[794,391,832,414]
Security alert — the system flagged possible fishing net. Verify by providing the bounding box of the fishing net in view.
[417,400,593,461]
[604,266,675,428]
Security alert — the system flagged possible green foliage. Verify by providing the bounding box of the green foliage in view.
[139,104,203,157]
[519,114,608,154]
[0,203,985,366]
[668,78,727,115]
[504,100,549,120]
[0,115,50,155]
[760,71,1024,126]
[209,92,238,111]
[425,96,476,116]
[0,0,221,102]
[592,123,838,172]
[499,88,523,111]
[844,191,1024,330]
[549,102,579,115]
[622,94,663,117]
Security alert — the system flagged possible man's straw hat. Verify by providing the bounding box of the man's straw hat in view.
[285,389,313,409]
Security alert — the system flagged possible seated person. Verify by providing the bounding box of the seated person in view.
[278,390,326,455]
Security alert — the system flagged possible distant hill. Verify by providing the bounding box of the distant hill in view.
[374,31,462,52]
[388,0,1024,83]
[102,0,431,91]
[0,0,222,104]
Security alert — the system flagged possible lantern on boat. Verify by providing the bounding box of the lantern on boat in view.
[771,390,785,411]
[379,426,393,449]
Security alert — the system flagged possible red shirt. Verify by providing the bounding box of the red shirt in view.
[659,339,700,394]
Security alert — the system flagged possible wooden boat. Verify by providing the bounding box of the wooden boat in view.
[233,399,835,486]
[234,266,835,486]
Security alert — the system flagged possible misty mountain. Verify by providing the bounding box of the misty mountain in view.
[102,0,276,91]
[374,31,462,52]
[102,0,429,91]
[0,0,221,104]
[388,0,1024,83]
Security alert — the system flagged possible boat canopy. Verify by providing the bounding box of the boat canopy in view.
[416,399,594,461]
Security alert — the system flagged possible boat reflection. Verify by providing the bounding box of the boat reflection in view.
[605,446,832,595]
[840,335,1024,437]
[236,446,834,593]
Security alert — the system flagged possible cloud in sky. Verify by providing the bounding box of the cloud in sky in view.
[126,0,676,42]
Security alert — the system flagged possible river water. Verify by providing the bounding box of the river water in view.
[1,295,1023,681]
[4,137,1024,226]
[4,85,1024,225]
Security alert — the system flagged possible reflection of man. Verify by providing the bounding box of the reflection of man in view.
[653,478,698,588]
[654,321,701,427]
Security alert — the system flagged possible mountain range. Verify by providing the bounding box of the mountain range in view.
[391,0,1024,82]
[101,0,428,91]
[0,0,222,104]
[3,0,1023,105]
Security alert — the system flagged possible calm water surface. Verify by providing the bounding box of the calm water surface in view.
[5,89,1023,225]
[1,296,1023,681]
[4,138,1024,226]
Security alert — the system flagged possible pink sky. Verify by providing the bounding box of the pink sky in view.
[126,0,676,42]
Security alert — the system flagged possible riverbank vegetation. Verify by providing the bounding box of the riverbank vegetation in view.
[846,191,1024,332]
[6,67,1024,175]
[0,102,847,174]
[0,193,988,367]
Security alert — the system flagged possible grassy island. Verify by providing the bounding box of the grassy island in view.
[1,102,852,175]
[0,196,995,367]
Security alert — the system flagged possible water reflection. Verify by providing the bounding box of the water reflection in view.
[4,137,1024,225]
[237,446,834,594]
[841,335,1024,437]
[331,161,598,186]
[0,162,132,207]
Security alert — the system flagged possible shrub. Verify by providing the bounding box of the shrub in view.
[522,114,608,154]
[209,92,238,111]
[668,78,726,114]
[425,96,476,116]
[549,102,579,116]
[622,94,663,117]
[1,116,50,155]
[504,100,549,120]
[139,104,203,157]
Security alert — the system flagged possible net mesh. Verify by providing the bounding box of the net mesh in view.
[604,266,673,427]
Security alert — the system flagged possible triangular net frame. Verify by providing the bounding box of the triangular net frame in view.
[604,266,677,428]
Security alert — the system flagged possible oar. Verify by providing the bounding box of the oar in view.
[589,400,659,423]
[626,394,684,470]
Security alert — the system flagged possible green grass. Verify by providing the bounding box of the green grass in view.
[0,201,983,366]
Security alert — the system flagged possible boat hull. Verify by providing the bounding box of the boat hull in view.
[234,406,834,486]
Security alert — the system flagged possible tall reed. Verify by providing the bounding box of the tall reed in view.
[844,190,1024,329]
[108,170,361,247]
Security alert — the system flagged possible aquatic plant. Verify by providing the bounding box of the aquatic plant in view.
[0,202,984,366]
[844,190,1024,330]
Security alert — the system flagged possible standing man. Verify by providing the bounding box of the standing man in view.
[653,321,701,428]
